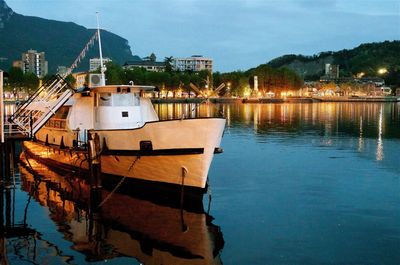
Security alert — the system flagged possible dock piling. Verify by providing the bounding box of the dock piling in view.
[87,132,102,214]
[88,132,102,189]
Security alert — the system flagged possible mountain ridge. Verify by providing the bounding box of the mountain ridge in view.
[266,40,400,81]
[0,0,140,73]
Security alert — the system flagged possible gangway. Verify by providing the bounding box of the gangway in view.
[3,30,99,139]
[8,75,75,137]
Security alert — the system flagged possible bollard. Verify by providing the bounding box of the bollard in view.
[88,132,102,189]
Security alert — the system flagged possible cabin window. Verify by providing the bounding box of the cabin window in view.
[99,93,112,106]
[113,93,140,106]
[54,106,70,119]
[133,93,140,106]
[45,106,70,129]
[113,93,133,106]
[122,111,128,117]
[96,92,140,107]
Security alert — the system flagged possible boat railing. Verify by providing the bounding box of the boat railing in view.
[8,75,75,137]
[45,118,67,130]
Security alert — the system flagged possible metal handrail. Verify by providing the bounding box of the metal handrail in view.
[7,75,76,138]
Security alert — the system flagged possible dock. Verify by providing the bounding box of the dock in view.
[1,70,30,185]
[242,96,400,104]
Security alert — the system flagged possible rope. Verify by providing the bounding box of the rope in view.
[180,166,188,209]
[21,144,34,172]
[97,155,141,208]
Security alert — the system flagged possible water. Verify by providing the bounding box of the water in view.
[2,102,400,264]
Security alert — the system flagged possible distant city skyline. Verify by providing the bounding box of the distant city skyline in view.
[6,0,400,72]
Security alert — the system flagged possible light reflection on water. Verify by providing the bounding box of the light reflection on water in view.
[2,102,400,264]
[2,158,224,264]
[155,102,400,264]
[156,102,400,164]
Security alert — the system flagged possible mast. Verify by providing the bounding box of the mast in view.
[96,12,106,86]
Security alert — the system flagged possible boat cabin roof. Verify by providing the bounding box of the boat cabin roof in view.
[83,85,155,93]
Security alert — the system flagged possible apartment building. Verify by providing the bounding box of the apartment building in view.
[172,55,213,72]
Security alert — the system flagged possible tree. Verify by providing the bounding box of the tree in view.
[23,72,39,90]
[164,56,173,72]
[8,67,24,88]
[64,74,76,88]
[149,53,156,62]
[104,62,125,85]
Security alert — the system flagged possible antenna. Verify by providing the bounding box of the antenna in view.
[96,12,106,86]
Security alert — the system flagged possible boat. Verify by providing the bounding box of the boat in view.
[21,82,225,196]
[20,84,225,198]
[15,18,225,198]
[16,156,224,264]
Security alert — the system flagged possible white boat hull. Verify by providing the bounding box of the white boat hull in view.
[31,118,226,190]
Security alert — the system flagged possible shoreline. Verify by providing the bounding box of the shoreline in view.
[4,96,399,105]
[151,96,400,104]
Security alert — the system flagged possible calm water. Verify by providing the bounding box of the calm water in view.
[1,102,400,264]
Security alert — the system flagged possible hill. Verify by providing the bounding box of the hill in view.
[267,41,400,82]
[0,0,140,73]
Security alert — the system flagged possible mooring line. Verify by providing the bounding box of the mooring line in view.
[21,144,34,173]
[97,155,141,208]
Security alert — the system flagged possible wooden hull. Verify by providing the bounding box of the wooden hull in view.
[31,118,226,190]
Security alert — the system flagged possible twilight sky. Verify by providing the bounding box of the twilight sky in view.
[6,0,400,72]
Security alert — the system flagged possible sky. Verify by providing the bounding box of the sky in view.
[6,0,400,72]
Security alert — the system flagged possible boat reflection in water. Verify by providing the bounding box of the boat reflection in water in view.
[18,155,224,264]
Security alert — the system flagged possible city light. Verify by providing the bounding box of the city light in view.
[378,68,388,75]
[357,72,365,78]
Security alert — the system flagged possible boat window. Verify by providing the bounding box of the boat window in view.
[99,93,112,106]
[133,93,140,106]
[113,93,134,106]
[45,106,69,129]
[53,106,70,119]
[45,119,67,129]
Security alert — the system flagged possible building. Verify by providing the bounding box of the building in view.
[72,72,88,89]
[21,49,48,78]
[89,57,112,72]
[325,63,339,79]
[12,60,23,69]
[172,55,213,72]
[123,60,166,72]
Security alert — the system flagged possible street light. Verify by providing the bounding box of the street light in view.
[378,68,388,75]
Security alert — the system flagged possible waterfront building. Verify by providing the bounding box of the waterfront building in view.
[89,57,112,72]
[325,63,339,79]
[71,72,88,89]
[172,55,213,72]
[123,60,166,72]
[21,49,48,78]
